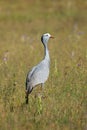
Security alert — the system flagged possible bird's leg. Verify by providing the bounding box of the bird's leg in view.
[41,83,44,89]
[41,83,44,97]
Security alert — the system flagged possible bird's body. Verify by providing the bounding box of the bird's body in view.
[25,33,54,104]
[26,59,50,88]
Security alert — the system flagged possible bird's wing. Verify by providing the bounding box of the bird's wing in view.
[26,61,43,84]
[27,66,37,80]
[31,60,49,83]
[26,66,36,89]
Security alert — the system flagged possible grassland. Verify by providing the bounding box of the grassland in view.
[0,0,87,130]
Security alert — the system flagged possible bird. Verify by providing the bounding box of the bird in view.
[25,33,54,104]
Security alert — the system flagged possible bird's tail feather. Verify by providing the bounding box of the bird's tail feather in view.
[25,92,29,104]
[25,88,33,104]
[25,96,28,104]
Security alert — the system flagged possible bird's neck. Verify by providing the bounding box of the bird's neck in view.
[44,44,50,61]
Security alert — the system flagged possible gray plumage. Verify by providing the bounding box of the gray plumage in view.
[25,33,54,104]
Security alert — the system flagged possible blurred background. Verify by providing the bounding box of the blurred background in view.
[0,0,87,130]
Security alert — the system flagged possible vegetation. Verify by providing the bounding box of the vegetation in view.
[0,0,87,130]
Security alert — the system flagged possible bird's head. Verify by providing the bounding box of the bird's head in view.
[41,33,54,45]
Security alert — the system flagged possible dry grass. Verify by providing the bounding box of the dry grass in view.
[0,0,87,130]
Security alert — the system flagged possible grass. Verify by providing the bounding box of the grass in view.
[0,0,87,130]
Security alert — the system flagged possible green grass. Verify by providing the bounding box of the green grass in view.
[0,0,87,130]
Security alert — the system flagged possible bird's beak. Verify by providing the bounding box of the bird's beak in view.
[50,36,54,38]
